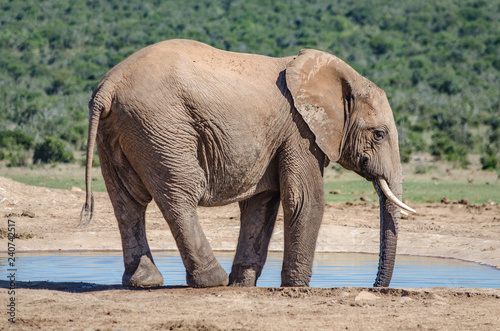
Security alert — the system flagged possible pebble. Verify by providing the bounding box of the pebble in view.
[355,291,380,301]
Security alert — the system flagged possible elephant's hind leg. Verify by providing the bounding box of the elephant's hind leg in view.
[229,191,280,286]
[174,210,230,288]
[99,147,164,287]
[154,195,229,287]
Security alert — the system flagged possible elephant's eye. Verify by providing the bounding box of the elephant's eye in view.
[373,129,385,141]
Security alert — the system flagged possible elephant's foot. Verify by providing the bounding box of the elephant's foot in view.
[122,255,164,287]
[280,279,309,287]
[281,270,310,287]
[228,265,259,287]
[186,259,229,288]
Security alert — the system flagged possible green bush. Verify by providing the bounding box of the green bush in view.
[481,154,499,170]
[33,137,75,164]
[79,150,100,168]
[8,152,29,167]
[0,130,34,150]
[369,34,394,55]
[481,145,500,170]
[399,144,412,163]
[428,67,464,95]
[430,132,470,168]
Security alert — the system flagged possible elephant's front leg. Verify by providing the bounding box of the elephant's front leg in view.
[280,193,324,287]
[229,191,280,286]
[279,153,325,287]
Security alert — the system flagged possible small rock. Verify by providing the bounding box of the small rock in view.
[458,198,469,205]
[432,301,448,306]
[360,196,371,202]
[432,294,447,301]
[399,297,413,304]
[441,197,451,204]
[329,190,342,195]
[71,186,83,192]
[354,291,380,302]
[339,291,350,298]
[21,211,35,218]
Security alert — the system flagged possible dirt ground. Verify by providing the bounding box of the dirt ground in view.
[1,175,499,330]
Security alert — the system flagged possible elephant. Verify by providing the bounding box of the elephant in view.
[81,39,415,288]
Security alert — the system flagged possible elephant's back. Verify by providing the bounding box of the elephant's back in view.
[101,39,292,94]
[100,40,292,121]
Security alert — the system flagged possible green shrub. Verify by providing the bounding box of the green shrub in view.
[369,34,394,55]
[79,150,100,167]
[481,145,499,170]
[430,132,470,168]
[481,154,499,170]
[8,152,29,167]
[33,137,75,164]
[0,130,34,150]
[414,164,431,174]
[428,67,464,95]
[399,144,412,163]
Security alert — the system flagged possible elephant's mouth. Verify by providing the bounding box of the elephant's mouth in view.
[357,155,379,182]
[374,178,416,215]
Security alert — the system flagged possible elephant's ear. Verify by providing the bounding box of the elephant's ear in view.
[286,49,355,163]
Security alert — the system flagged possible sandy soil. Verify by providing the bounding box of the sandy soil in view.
[1,175,499,330]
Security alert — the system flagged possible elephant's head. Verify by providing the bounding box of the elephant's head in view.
[286,49,416,287]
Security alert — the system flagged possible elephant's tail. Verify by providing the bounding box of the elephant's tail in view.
[80,85,113,226]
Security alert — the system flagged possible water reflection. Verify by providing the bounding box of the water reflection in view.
[9,251,500,288]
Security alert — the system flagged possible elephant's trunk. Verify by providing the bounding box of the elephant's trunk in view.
[373,178,402,287]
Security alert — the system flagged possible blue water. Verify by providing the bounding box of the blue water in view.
[5,251,500,288]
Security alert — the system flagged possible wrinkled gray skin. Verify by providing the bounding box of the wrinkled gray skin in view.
[82,39,403,288]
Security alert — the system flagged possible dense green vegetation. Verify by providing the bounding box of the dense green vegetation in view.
[1,0,499,168]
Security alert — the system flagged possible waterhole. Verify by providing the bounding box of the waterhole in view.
[8,251,500,288]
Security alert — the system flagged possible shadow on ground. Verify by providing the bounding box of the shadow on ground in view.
[0,280,186,293]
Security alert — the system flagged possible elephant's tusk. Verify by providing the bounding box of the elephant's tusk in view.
[377,179,417,214]
[372,181,412,216]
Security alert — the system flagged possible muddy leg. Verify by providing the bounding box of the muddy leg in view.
[154,195,229,288]
[117,201,164,287]
[279,145,325,287]
[229,192,281,286]
[280,190,324,287]
[100,151,163,287]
